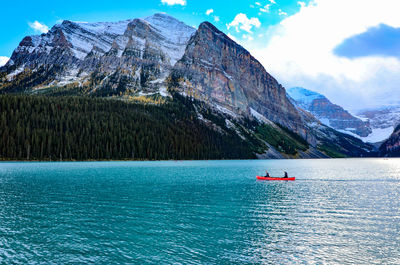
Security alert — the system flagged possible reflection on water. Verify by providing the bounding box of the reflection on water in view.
[0,158,399,264]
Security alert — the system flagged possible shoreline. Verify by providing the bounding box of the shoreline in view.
[0,156,390,163]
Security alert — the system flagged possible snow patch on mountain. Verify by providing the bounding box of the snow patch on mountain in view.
[144,13,196,65]
[58,20,133,59]
[74,20,130,36]
[339,126,394,143]
[6,66,24,81]
[214,104,238,118]
[144,13,195,45]
[57,68,89,86]
[110,35,130,57]
[287,87,324,109]
[319,118,330,127]
[363,127,395,143]
[250,108,273,125]
[158,86,169,97]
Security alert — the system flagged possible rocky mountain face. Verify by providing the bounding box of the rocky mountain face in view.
[1,13,195,95]
[171,22,304,135]
[379,124,400,156]
[356,106,400,143]
[287,87,372,137]
[0,14,374,158]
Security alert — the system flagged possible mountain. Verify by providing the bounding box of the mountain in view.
[356,106,400,143]
[379,124,400,157]
[169,24,373,157]
[0,14,374,159]
[0,13,195,95]
[171,22,304,134]
[287,87,371,137]
[288,87,400,145]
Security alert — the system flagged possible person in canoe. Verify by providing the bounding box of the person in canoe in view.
[284,171,289,178]
[265,171,271,178]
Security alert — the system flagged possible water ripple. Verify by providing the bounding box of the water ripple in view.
[0,158,399,264]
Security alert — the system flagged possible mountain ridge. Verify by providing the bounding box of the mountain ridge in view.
[0,14,375,159]
[287,87,372,138]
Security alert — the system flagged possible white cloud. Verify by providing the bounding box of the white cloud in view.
[206,9,219,23]
[28,21,49,33]
[259,0,276,13]
[260,4,271,13]
[0,56,9,67]
[255,2,262,6]
[227,13,261,33]
[161,0,186,6]
[278,9,287,16]
[243,34,254,41]
[251,0,400,111]
[297,1,306,7]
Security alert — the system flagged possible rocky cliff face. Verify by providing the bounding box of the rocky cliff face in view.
[171,22,304,134]
[287,87,371,137]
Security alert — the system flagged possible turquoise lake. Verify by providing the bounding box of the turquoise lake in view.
[0,159,399,264]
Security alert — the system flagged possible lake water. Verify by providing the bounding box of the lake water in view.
[0,159,399,264]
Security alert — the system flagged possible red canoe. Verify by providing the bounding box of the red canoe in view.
[256,176,295,181]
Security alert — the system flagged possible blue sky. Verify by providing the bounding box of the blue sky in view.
[1,0,400,110]
[0,0,309,58]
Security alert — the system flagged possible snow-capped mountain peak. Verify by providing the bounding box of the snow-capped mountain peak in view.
[5,13,195,66]
[144,13,196,65]
[1,13,197,96]
[287,87,325,109]
[287,87,372,138]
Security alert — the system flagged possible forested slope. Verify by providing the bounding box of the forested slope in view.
[0,95,255,160]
